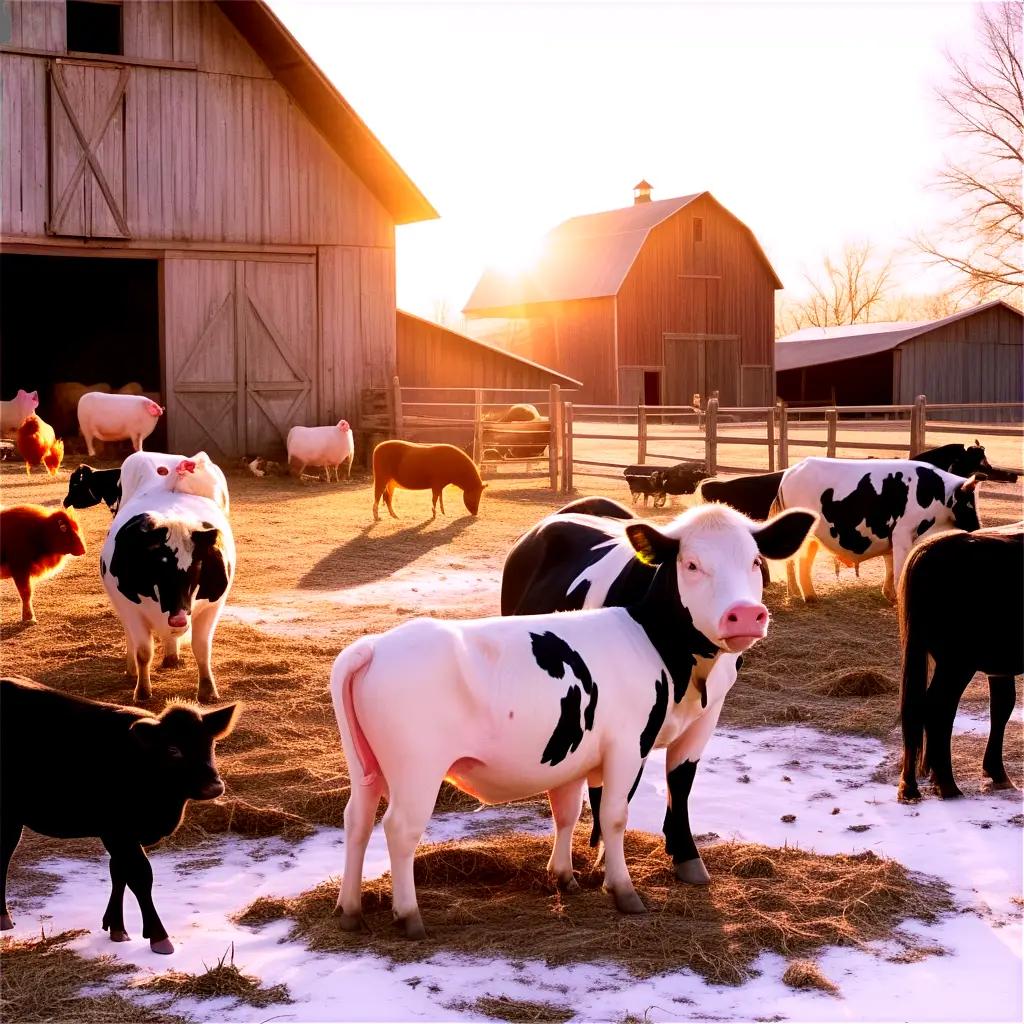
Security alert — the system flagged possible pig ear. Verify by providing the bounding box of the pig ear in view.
[624,522,679,566]
[751,509,816,560]
[202,703,240,739]
[129,718,162,750]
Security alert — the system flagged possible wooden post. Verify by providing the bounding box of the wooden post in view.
[562,402,574,493]
[826,408,838,457]
[777,401,789,469]
[911,394,927,455]
[704,397,718,475]
[638,404,647,464]
[390,375,403,439]
[766,407,776,472]
[472,389,484,466]
[548,383,560,491]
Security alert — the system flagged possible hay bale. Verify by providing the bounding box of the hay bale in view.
[237,831,954,985]
[782,959,839,995]
[817,669,897,698]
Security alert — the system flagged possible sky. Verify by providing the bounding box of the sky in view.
[269,0,983,323]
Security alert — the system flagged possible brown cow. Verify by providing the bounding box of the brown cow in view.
[372,440,486,522]
[1,506,87,622]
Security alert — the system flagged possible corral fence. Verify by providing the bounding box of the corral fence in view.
[360,381,1023,493]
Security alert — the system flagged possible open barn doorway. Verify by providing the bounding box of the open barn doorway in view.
[0,253,164,452]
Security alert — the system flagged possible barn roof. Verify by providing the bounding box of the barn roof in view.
[775,300,1022,372]
[397,311,583,388]
[217,1,437,225]
[462,191,782,315]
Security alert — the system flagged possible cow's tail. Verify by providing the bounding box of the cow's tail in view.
[898,543,929,780]
[329,640,381,787]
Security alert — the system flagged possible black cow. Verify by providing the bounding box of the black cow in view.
[898,523,1023,801]
[624,461,709,508]
[64,465,122,514]
[0,676,239,952]
[501,499,811,884]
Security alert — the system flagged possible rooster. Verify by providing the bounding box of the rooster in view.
[16,415,64,476]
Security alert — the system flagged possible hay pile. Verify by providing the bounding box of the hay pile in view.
[142,944,291,1008]
[782,959,839,995]
[235,831,953,984]
[0,930,186,1024]
[457,995,574,1023]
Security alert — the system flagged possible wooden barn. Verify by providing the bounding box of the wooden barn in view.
[462,182,782,406]
[0,0,437,457]
[776,300,1023,419]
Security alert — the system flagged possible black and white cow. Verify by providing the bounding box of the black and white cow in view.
[774,457,984,602]
[64,465,123,514]
[332,502,815,936]
[499,499,805,885]
[101,483,234,705]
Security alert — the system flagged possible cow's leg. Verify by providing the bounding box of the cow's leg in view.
[13,573,35,623]
[335,774,385,929]
[382,775,442,938]
[924,662,973,799]
[101,845,130,942]
[599,754,646,914]
[372,476,386,521]
[881,552,896,603]
[0,821,24,930]
[785,559,800,599]
[130,625,155,704]
[384,481,399,520]
[982,675,1017,791]
[546,778,584,891]
[798,538,820,602]
[439,489,446,516]
[431,490,440,519]
[104,838,172,953]
[191,606,221,703]
[161,633,181,670]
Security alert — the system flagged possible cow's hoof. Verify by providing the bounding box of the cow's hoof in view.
[897,784,921,804]
[1,913,14,930]
[197,681,220,704]
[934,785,963,800]
[981,777,1017,793]
[132,689,152,704]
[395,912,426,940]
[21,615,36,625]
[674,857,711,885]
[108,929,130,942]
[606,887,647,914]
[553,873,580,893]
[150,938,174,955]
[161,655,180,669]
[333,909,364,932]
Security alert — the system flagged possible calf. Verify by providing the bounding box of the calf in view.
[623,466,668,507]
[774,457,984,602]
[1,506,86,622]
[64,465,123,514]
[898,523,1023,802]
[287,420,355,481]
[372,440,486,522]
[330,504,815,938]
[102,487,234,704]
[15,415,64,476]
[78,392,164,456]
[0,389,39,438]
[0,676,239,953]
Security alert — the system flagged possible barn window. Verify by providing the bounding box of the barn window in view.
[693,217,704,243]
[66,0,123,56]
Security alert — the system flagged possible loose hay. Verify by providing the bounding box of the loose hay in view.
[816,668,897,698]
[455,995,575,1023]
[0,929,187,1024]
[782,959,839,995]
[236,831,954,984]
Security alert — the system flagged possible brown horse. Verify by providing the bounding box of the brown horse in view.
[372,440,486,522]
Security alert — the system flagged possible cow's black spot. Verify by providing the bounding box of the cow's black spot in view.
[916,466,946,508]
[915,518,935,538]
[564,578,591,610]
[532,632,598,766]
[866,472,908,539]
[819,471,909,553]
[639,670,670,758]
[99,557,107,577]
[663,760,700,862]
[588,785,603,847]
[951,489,981,532]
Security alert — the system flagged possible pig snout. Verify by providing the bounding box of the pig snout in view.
[717,602,769,653]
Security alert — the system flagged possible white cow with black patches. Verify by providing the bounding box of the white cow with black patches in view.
[330,503,815,938]
[101,484,234,705]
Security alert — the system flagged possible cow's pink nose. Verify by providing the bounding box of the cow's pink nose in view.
[168,612,188,629]
[718,602,769,639]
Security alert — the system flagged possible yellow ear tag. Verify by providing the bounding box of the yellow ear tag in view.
[633,536,657,566]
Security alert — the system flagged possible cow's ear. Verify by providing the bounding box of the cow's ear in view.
[129,718,162,750]
[958,473,987,493]
[751,509,816,560]
[624,523,679,566]
[194,528,229,601]
[202,703,240,739]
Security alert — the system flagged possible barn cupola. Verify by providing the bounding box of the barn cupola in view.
[632,179,653,205]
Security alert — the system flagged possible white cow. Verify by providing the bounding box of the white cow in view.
[78,392,163,456]
[774,456,984,602]
[330,503,815,937]
[286,420,354,481]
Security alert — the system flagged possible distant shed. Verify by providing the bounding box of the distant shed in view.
[776,300,1023,419]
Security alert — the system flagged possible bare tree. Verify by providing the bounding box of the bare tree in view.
[917,3,1023,300]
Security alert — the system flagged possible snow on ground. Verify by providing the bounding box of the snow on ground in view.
[8,725,1022,1024]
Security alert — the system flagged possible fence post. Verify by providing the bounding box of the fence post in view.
[638,404,647,464]
[548,383,560,491]
[777,401,789,469]
[472,389,484,466]
[826,408,837,457]
[912,394,927,455]
[562,401,574,493]
[766,407,776,472]
[704,397,718,475]
[390,375,403,439]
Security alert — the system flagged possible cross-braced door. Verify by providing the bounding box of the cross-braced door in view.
[48,60,129,238]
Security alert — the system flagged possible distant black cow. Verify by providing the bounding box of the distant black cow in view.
[64,465,122,514]
[898,523,1023,802]
[624,461,708,507]
[0,676,239,953]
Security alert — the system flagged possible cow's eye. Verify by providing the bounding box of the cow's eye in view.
[167,746,183,759]
[686,561,699,572]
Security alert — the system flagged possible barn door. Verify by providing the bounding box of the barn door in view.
[618,366,643,405]
[705,337,740,406]
[48,60,130,238]
[664,337,705,406]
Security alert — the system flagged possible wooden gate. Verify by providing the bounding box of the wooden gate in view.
[48,60,129,238]
[166,258,316,457]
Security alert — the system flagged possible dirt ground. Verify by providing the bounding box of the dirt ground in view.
[1,447,1021,864]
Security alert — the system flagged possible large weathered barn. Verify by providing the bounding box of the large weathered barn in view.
[462,183,782,406]
[0,0,437,456]
[776,300,1023,418]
